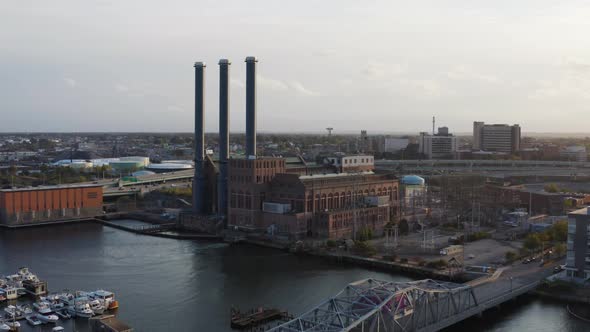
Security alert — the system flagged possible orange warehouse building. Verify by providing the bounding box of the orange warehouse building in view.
[0,184,103,226]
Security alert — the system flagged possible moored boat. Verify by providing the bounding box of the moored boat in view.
[33,300,53,314]
[66,301,94,318]
[91,290,119,310]
[26,315,42,326]
[36,312,59,324]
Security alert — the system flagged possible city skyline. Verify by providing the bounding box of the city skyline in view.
[2,0,590,133]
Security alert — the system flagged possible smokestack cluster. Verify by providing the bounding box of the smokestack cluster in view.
[192,57,258,216]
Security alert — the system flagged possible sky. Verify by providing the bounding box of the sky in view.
[1,0,590,134]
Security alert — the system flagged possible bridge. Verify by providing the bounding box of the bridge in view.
[269,262,552,332]
[99,170,194,198]
[375,159,590,177]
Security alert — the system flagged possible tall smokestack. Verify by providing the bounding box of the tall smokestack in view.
[245,56,258,158]
[218,59,230,218]
[193,62,206,215]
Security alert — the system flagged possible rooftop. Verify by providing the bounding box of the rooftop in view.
[569,207,590,216]
[0,183,103,192]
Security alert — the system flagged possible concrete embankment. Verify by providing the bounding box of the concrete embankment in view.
[304,251,473,282]
[94,218,222,241]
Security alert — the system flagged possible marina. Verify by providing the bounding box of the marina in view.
[1,267,125,331]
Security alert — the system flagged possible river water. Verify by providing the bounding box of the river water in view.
[0,221,588,332]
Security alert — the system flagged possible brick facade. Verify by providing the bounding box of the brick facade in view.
[0,185,103,226]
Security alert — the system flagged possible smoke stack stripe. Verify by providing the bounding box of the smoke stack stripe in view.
[245,56,258,158]
[193,62,206,215]
[218,59,230,218]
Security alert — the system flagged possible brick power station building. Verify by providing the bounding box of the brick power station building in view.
[0,184,103,226]
[228,156,400,239]
[191,58,400,240]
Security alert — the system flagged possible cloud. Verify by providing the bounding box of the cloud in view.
[446,65,500,84]
[290,81,317,96]
[362,61,406,79]
[115,83,129,92]
[258,75,289,91]
[401,79,453,99]
[257,75,317,96]
[529,59,590,100]
[63,77,77,87]
[230,78,245,88]
[312,49,337,57]
[166,105,185,113]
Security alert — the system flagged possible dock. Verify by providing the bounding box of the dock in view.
[91,314,133,332]
[231,307,292,330]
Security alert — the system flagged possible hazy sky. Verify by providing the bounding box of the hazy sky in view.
[2,1,590,133]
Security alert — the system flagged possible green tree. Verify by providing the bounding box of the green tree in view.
[552,221,568,242]
[524,233,542,252]
[505,251,517,262]
[554,243,566,257]
[544,183,559,193]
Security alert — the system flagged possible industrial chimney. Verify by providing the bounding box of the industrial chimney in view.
[193,62,206,215]
[245,56,258,158]
[218,59,230,218]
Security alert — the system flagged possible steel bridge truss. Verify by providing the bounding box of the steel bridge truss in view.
[269,278,479,332]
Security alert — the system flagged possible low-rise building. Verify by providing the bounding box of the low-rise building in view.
[560,146,587,162]
[0,184,103,226]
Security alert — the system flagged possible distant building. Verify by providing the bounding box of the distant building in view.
[382,138,409,153]
[324,155,374,173]
[359,130,372,153]
[560,146,587,162]
[473,122,521,154]
[418,127,458,159]
[0,184,103,226]
[400,175,427,215]
[565,207,590,280]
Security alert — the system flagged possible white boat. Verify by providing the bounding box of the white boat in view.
[67,302,94,318]
[0,287,18,300]
[3,305,24,320]
[88,299,105,315]
[0,322,9,332]
[53,327,65,332]
[34,300,53,314]
[55,310,71,319]
[58,293,75,306]
[36,312,59,324]
[91,290,119,310]
[26,315,42,326]
[44,294,66,310]
[18,304,34,315]
[4,321,20,329]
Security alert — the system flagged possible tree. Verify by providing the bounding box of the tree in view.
[544,183,559,193]
[524,233,542,252]
[554,243,566,257]
[505,251,517,262]
[552,221,568,242]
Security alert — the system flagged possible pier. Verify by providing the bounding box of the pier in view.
[231,307,293,330]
